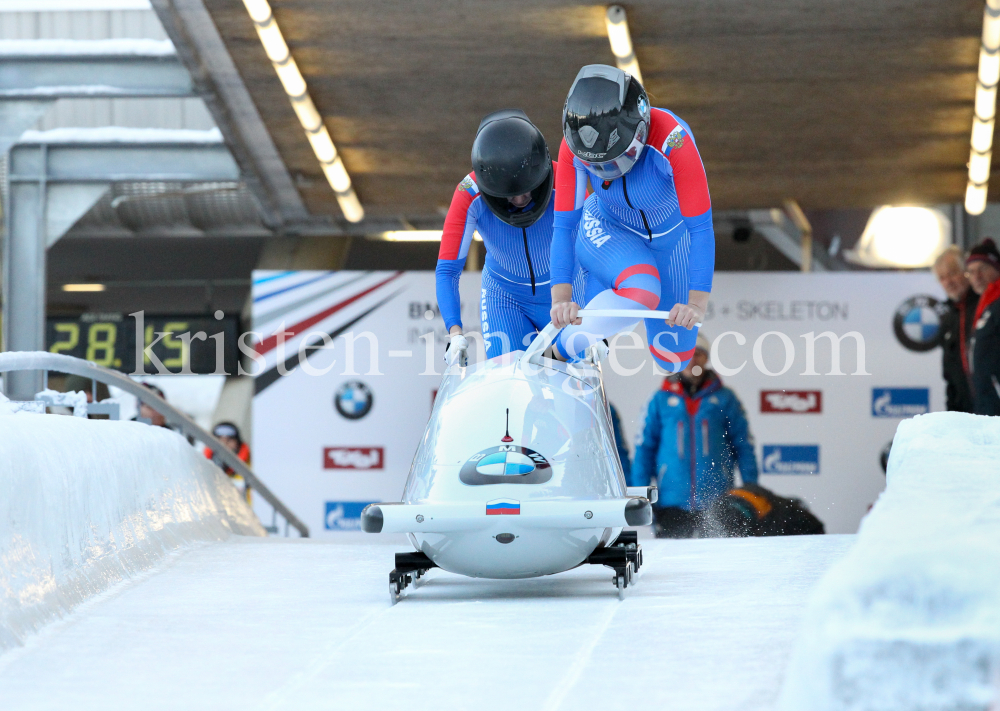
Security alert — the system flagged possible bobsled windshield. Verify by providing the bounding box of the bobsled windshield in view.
[403,356,625,503]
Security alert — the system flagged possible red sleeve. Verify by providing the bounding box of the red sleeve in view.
[670,139,711,217]
[555,140,580,213]
[648,110,711,217]
[439,176,476,260]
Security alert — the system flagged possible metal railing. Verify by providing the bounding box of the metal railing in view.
[0,351,309,537]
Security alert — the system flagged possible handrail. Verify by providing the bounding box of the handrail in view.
[0,351,309,537]
[521,307,702,366]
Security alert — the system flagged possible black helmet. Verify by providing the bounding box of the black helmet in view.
[562,64,651,180]
[471,109,553,228]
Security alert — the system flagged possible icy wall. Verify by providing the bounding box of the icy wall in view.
[777,412,1000,711]
[0,400,264,652]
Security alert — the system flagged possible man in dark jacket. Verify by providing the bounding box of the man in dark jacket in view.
[933,246,978,412]
[967,238,1000,416]
[629,333,759,537]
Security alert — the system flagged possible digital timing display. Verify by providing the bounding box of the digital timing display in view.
[46,313,240,375]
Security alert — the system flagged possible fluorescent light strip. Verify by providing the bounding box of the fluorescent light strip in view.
[241,0,364,222]
[375,231,483,242]
[605,5,643,85]
[966,0,1000,215]
[62,284,106,292]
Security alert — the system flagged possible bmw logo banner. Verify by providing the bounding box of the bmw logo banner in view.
[252,269,947,537]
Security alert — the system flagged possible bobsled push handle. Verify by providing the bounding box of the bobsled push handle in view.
[521,308,702,366]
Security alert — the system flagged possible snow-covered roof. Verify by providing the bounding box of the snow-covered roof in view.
[0,39,174,57]
[0,0,151,10]
[0,85,160,97]
[18,127,224,144]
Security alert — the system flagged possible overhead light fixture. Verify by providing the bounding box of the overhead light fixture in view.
[605,6,642,85]
[374,231,483,242]
[966,0,1000,215]
[241,0,364,223]
[845,206,951,269]
[62,283,106,292]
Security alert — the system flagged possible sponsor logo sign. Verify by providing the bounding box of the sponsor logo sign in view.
[892,295,946,352]
[460,445,552,485]
[334,380,373,420]
[486,499,521,516]
[871,388,930,418]
[760,390,822,413]
[324,501,374,530]
[762,445,820,475]
[323,447,384,470]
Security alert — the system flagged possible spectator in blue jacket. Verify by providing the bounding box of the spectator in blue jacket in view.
[629,332,759,538]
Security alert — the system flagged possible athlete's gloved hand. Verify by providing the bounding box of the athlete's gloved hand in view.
[667,301,705,330]
[445,333,469,367]
[551,301,582,329]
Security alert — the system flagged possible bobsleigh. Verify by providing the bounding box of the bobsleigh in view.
[362,312,663,603]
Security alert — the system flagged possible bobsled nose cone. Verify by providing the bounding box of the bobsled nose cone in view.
[624,498,653,526]
[361,504,383,533]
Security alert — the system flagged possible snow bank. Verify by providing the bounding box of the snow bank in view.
[0,404,264,652]
[777,412,1000,711]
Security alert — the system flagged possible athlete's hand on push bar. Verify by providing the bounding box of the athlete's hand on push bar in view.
[668,301,705,330]
[550,283,581,328]
[551,301,582,329]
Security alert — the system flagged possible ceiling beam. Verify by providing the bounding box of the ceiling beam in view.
[0,39,194,98]
[150,0,311,229]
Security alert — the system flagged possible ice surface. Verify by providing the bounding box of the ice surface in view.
[0,534,851,710]
[18,127,223,143]
[777,412,1000,711]
[0,39,175,56]
[0,407,264,652]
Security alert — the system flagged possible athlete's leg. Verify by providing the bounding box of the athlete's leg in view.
[645,230,700,373]
[555,198,661,360]
[480,274,536,357]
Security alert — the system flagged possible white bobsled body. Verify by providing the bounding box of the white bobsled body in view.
[363,326,653,580]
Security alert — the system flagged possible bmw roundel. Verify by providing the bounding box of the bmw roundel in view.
[475,450,538,476]
[893,295,946,352]
[460,445,552,486]
[334,380,373,420]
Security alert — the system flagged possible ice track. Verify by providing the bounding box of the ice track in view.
[0,533,851,711]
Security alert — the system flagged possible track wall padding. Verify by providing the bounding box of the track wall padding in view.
[0,404,264,651]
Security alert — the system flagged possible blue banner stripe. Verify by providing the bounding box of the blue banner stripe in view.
[253,272,335,303]
[252,270,294,286]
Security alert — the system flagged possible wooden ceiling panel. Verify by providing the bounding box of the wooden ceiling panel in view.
[202,0,988,226]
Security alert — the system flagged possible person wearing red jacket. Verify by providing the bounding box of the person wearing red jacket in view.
[966,238,1000,415]
[204,421,252,504]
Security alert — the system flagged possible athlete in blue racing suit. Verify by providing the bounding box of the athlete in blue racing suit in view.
[436,109,581,358]
[549,65,715,373]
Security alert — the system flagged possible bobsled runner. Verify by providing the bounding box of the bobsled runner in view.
[362,312,666,603]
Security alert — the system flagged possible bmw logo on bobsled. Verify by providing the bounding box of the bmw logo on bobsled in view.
[361,318,658,603]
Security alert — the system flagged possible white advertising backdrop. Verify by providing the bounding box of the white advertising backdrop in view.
[252,270,945,535]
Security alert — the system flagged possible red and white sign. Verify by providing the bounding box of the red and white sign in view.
[760,390,823,414]
[323,447,384,470]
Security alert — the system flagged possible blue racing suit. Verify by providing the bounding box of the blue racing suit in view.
[550,108,715,372]
[436,167,581,355]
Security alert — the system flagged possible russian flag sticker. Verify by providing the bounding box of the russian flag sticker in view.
[486,499,520,515]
